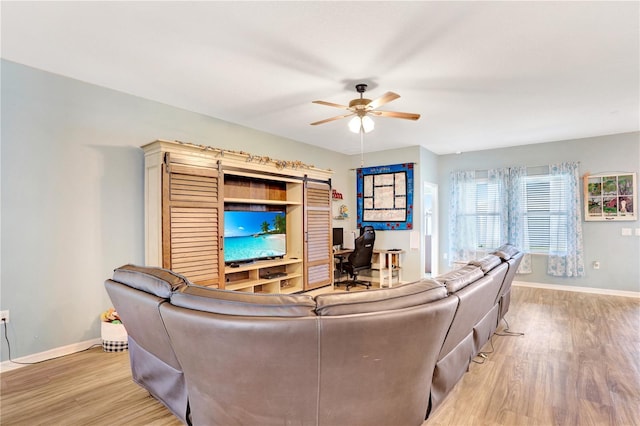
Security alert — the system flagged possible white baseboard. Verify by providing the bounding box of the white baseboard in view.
[0,337,102,373]
[513,280,640,298]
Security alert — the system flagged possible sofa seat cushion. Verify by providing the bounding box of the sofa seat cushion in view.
[113,264,191,298]
[435,265,484,294]
[171,286,317,317]
[492,244,520,260]
[315,279,447,316]
[469,254,502,273]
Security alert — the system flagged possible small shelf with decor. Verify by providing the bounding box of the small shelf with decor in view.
[332,188,349,221]
[371,249,405,288]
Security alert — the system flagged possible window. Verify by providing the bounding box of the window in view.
[520,174,569,254]
[450,162,583,276]
[449,169,508,263]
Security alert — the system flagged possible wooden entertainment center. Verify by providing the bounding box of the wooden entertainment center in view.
[142,140,334,293]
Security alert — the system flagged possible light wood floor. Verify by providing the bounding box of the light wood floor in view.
[427,287,640,426]
[1,286,638,425]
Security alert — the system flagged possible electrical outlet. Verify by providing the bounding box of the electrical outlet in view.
[592,261,600,270]
[0,310,9,323]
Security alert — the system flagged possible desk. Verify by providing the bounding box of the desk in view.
[332,248,404,287]
[333,249,352,283]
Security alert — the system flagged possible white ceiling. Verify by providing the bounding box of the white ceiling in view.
[2,1,638,155]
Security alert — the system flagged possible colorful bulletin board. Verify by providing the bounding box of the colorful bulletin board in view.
[357,163,414,230]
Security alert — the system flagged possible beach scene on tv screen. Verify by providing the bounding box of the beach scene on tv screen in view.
[224,211,286,262]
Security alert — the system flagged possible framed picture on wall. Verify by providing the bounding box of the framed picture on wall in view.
[356,163,414,230]
[584,172,637,221]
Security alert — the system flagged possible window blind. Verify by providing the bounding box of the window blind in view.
[477,179,503,249]
[521,174,568,254]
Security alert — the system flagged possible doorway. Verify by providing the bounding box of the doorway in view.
[423,182,438,277]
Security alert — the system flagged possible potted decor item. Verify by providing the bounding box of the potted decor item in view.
[100,308,128,352]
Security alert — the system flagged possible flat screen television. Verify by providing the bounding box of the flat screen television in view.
[223,210,286,264]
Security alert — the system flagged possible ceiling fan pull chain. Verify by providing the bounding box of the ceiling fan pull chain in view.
[360,126,364,167]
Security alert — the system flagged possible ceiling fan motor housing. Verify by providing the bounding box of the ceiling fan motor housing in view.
[349,98,372,111]
[351,83,372,113]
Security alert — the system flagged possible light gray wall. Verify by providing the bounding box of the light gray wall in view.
[0,60,351,361]
[438,132,640,292]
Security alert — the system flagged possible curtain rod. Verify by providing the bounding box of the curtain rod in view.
[471,161,582,174]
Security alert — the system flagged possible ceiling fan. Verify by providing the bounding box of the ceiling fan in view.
[310,83,421,133]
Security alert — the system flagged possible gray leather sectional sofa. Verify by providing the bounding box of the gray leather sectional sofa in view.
[105,244,523,426]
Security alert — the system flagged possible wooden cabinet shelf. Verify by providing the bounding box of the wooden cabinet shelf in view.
[224,257,302,274]
[224,198,301,206]
[224,258,304,293]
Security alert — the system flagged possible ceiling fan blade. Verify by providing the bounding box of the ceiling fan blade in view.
[310,113,355,126]
[367,91,400,110]
[312,100,350,110]
[372,110,421,121]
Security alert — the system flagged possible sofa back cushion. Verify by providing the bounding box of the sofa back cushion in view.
[171,286,317,317]
[113,264,190,298]
[160,302,320,426]
[435,265,484,294]
[492,244,520,260]
[105,277,191,425]
[316,296,458,426]
[437,272,503,360]
[469,254,502,273]
[315,279,447,316]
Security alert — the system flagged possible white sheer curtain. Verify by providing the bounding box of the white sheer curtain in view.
[488,168,510,252]
[546,161,585,277]
[507,166,532,273]
[448,170,477,263]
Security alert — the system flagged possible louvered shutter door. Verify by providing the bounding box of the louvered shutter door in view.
[162,155,223,287]
[304,181,332,290]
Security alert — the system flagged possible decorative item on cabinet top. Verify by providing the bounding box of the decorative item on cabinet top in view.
[141,139,333,179]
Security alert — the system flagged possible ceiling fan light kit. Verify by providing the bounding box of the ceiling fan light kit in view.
[349,115,375,133]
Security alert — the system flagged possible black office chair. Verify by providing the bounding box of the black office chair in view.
[341,227,375,291]
[359,225,375,236]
